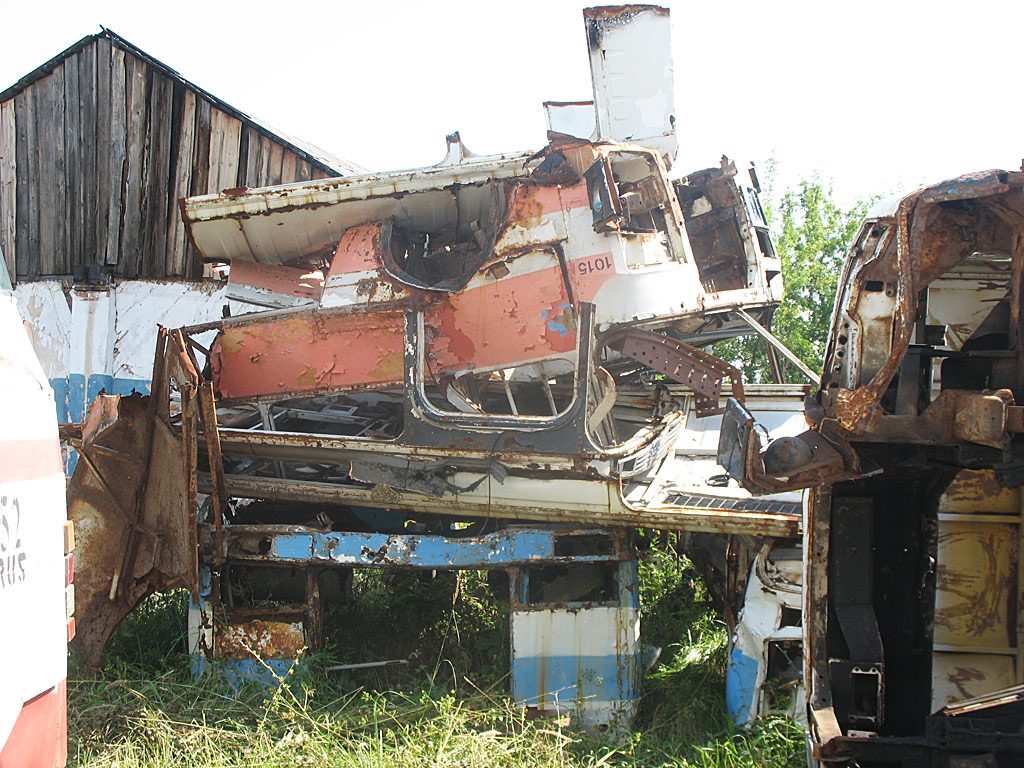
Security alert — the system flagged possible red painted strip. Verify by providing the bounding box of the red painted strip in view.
[65,553,74,586]
[228,260,324,300]
[0,680,67,768]
[0,438,63,484]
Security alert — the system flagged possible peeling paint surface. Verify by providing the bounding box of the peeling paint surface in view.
[211,309,406,400]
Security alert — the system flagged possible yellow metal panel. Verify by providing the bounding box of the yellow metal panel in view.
[934,520,1017,648]
[931,652,1016,709]
[938,469,1019,514]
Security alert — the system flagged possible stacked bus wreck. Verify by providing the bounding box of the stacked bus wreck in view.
[60,5,809,732]
[723,170,1024,764]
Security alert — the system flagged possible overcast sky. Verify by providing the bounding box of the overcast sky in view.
[2,0,1020,206]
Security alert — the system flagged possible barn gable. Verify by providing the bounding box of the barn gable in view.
[0,28,362,283]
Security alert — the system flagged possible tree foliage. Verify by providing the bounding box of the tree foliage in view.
[716,172,871,383]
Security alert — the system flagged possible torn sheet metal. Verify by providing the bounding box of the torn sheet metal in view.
[65,330,201,664]
[583,5,676,162]
[727,543,804,727]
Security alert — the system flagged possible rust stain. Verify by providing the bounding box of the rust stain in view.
[940,470,1016,513]
[296,366,316,388]
[215,619,305,659]
[216,331,244,359]
[945,665,987,701]
[367,350,404,381]
[434,304,476,361]
[935,528,1015,642]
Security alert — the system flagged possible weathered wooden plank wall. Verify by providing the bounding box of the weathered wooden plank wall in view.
[0,100,15,283]
[0,35,347,283]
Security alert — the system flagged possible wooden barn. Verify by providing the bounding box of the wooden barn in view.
[0,28,362,285]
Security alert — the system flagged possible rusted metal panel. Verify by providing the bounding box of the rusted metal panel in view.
[215,619,305,660]
[65,329,201,663]
[822,171,1024,435]
[210,307,406,402]
[931,470,1022,711]
[201,472,799,538]
[609,328,743,417]
[939,470,1019,515]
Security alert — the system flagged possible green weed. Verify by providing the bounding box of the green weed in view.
[68,541,805,767]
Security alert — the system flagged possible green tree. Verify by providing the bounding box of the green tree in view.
[716,173,870,383]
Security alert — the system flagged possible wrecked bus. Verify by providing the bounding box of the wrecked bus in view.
[58,5,812,732]
[0,261,73,768]
[721,169,1024,765]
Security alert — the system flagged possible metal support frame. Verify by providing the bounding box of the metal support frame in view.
[734,307,819,384]
[189,525,641,732]
[608,328,743,417]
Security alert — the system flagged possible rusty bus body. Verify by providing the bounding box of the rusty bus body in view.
[56,5,810,731]
[721,170,1024,764]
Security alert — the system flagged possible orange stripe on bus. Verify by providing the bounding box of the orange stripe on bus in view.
[0,438,63,483]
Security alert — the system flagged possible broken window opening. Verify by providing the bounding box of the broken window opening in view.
[762,639,803,714]
[585,157,624,233]
[371,179,512,292]
[779,605,802,628]
[382,219,488,292]
[553,533,616,557]
[585,152,682,267]
[221,563,308,609]
[525,562,618,605]
[422,368,577,419]
[215,393,405,483]
[410,307,589,430]
[218,393,404,437]
[675,161,773,294]
[320,568,509,688]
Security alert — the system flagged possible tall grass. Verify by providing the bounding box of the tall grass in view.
[68,541,805,767]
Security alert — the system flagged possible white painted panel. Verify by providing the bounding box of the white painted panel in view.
[14,281,71,381]
[511,606,638,658]
[112,280,229,379]
[543,102,597,141]
[0,294,67,746]
[932,652,1016,710]
[585,7,676,160]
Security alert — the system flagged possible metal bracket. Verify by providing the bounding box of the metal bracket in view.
[609,329,743,417]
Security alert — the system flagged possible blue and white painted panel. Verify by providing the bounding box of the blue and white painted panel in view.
[510,561,640,732]
[726,547,805,726]
[260,528,622,568]
[16,280,235,424]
